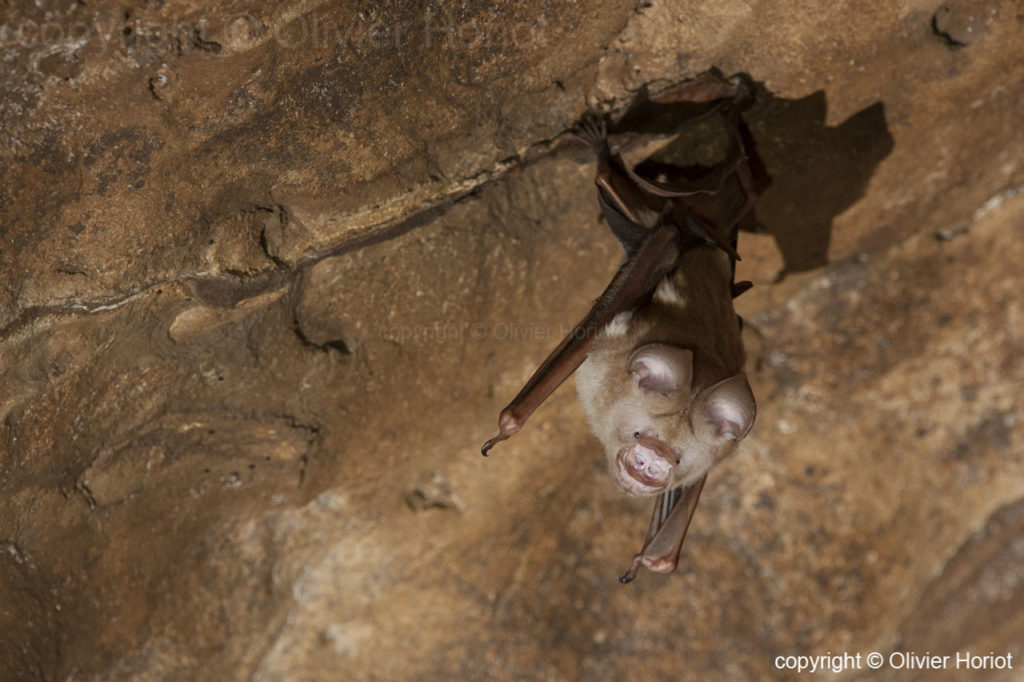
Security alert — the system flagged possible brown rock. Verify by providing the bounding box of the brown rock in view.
[1,0,1022,680]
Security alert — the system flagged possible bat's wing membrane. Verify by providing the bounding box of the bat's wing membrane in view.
[619,475,707,583]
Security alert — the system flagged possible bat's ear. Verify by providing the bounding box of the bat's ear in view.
[700,373,756,441]
[627,344,693,396]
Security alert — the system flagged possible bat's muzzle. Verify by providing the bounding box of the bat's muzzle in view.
[615,441,675,495]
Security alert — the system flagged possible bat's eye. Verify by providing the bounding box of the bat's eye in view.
[633,431,640,439]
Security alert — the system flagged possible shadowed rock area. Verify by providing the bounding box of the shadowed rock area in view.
[1,1,1022,680]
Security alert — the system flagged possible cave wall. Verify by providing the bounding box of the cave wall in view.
[1,0,1022,679]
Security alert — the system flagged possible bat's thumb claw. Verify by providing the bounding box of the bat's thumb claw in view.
[481,434,507,456]
[481,409,523,456]
[618,554,644,584]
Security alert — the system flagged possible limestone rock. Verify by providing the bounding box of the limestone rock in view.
[1,0,1022,680]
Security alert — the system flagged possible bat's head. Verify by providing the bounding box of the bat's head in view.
[606,343,756,495]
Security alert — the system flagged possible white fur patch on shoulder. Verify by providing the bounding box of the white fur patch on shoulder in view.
[603,311,633,337]
[653,278,687,307]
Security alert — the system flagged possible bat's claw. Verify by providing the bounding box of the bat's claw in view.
[481,409,522,456]
[480,433,507,456]
[572,116,608,153]
[618,554,644,583]
[728,73,756,111]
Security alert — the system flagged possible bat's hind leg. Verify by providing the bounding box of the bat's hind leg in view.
[574,116,652,256]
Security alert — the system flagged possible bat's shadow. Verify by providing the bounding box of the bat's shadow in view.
[612,83,894,278]
[747,90,893,277]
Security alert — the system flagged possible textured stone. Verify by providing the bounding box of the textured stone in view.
[1,0,1022,680]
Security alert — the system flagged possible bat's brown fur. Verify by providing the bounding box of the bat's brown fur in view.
[575,245,754,495]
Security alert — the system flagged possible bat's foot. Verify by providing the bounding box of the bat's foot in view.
[727,73,756,111]
[572,117,608,154]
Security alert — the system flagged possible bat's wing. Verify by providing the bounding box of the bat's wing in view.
[481,219,681,455]
[596,186,650,258]
[619,155,744,201]
[618,475,707,583]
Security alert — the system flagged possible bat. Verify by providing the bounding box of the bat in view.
[482,72,766,582]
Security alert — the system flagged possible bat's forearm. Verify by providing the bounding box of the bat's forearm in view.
[482,222,682,455]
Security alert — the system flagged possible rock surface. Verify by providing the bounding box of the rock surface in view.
[1,0,1022,680]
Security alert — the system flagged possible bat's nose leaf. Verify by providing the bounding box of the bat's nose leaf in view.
[623,444,671,488]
